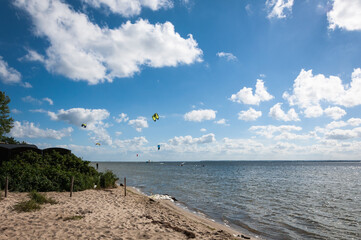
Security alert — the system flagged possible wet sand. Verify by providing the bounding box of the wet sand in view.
[0,186,255,239]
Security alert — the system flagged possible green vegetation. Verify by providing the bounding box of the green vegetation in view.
[29,191,57,204]
[13,199,41,212]
[99,170,119,188]
[13,191,57,212]
[0,150,118,192]
[0,91,14,138]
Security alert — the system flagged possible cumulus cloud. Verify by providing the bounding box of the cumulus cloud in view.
[128,116,148,132]
[214,118,229,126]
[269,103,300,121]
[250,124,302,138]
[216,52,237,61]
[266,0,294,19]
[326,118,361,129]
[324,106,346,120]
[168,133,215,145]
[229,79,274,105]
[10,121,73,139]
[0,56,31,88]
[184,109,217,122]
[47,108,110,126]
[283,69,361,118]
[47,108,112,145]
[14,0,202,85]
[83,0,173,17]
[238,108,262,121]
[327,0,361,31]
[114,113,129,123]
[325,128,361,140]
[200,128,207,132]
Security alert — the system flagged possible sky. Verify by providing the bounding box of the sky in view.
[1,0,361,161]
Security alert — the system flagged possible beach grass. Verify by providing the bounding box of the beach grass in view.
[13,191,57,212]
[29,191,57,204]
[13,199,41,212]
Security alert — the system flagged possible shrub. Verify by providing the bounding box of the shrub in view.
[99,170,119,189]
[0,150,100,192]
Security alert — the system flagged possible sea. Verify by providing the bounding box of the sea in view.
[92,161,361,240]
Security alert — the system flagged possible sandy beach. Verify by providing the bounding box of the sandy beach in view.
[0,186,254,240]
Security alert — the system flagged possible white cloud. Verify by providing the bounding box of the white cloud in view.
[114,113,129,123]
[325,128,361,140]
[11,109,22,114]
[245,4,253,15]
[216,52,237,61]
[269,103,300,121]
[114,136,148,150]
[184,109,217,122]
[283,69,361,117]
[83,0,173,17]
[115,131,122,136]
[327,0,361,31]
[14,0,202,85]
[47,108,112,145]
[326,118,361,129]
[20,49,45,63]
[214,118,229,126]
[10,121,73,139]
[22,96,42,105]
[266,0,294,19]
[42,97,54,105]
[238,108,262,121]
[0,56,32,88]
[250,124,302,138]
[229,79,274,105]
[128,116,148,132]
[324,106,346,120]
[168,133,216,145]
[200,128,207,132]
[47,108,110,126]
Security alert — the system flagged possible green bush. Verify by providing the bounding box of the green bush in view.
[99,170,119,189]
[0,150,116,192]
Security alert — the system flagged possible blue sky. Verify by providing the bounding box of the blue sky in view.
[1,0,361,161]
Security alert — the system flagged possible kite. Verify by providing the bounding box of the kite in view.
[152,113,159,122]
[136,154,139,157]
[81,123,87,128]
[95,143,101,146]
[158,145,160,150]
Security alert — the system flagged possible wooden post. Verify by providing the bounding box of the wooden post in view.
[5,176,8,198]
[70,176,74,197]
[124,177,126,197]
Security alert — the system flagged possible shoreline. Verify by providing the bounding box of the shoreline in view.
[0,186,255,239]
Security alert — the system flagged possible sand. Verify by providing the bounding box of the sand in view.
[0,186,255,240]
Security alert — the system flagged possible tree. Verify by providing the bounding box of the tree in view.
[0,91,14,138]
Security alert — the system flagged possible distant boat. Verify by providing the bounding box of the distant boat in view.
[146,160,151,163]
[180,162,185,166]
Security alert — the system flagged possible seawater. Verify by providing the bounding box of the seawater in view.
[93,161,361,239]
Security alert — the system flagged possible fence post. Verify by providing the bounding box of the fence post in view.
[124,177,126,197]
[5,176,8,198]
[70,176,74,197]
